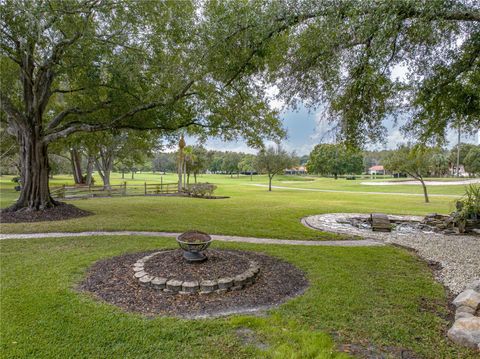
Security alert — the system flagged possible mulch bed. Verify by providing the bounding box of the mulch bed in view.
[145,250,251,282]
[0,203,92,223]
[78,249,308,318]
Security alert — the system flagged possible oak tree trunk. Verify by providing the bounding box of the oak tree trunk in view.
[7,129,57,211]
[70,148,84,184]
[95,155,113,190]
[85,156,94,185]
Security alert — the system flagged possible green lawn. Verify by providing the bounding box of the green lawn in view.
[1,174,477,358]
[0,173,463,236]
[1,235,476,358]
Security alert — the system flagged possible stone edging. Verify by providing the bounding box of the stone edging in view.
[301,213,425,241]
[447,279,480,350]
[132,251,260,294]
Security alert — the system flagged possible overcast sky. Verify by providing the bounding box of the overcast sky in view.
[178,63,478,155]
[188,104,479,156]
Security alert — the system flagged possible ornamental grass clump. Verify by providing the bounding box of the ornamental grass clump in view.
[453,184,480,232]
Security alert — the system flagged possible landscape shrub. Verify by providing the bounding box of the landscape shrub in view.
[184,183,217,198]
[452,184,480,233]
[453,184,480,230]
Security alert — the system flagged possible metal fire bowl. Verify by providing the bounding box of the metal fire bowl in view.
[176,231,212,263]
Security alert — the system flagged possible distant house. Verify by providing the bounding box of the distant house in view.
[368,165,385,175]
[449,164,470,177]
[285,166,307,175]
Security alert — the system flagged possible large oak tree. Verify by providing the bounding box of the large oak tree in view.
[0,0,285,211]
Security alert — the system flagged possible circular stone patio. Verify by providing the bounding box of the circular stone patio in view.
[303,213,480,295]
[79,249,308,318]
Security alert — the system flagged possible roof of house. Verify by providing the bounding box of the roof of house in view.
[369,165,384,171]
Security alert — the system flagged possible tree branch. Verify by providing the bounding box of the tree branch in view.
[52,87,86,94]
[45,101,111,131]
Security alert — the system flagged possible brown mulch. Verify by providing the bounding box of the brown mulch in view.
[0,202,92,223]
[78,249,308,317]
[145,250,251,282]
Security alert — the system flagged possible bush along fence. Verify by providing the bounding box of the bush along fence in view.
[50,182,179,199]
[182,183,217,198]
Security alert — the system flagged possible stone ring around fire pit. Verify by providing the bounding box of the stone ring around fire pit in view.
[132,250,261,294]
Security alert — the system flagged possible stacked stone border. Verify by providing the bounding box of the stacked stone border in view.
[132,250,260,294]
[447,279,480,350]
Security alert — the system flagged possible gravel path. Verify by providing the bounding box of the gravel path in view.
[304,214,480,294]
[5,215,477,293]
[0,231,383,247]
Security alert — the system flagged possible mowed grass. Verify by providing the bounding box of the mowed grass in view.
[1,235,476,358]
[0,173,462,237]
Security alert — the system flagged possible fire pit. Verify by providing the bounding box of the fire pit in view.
[176,230,212,262]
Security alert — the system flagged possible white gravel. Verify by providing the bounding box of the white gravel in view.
[303,213,480,294]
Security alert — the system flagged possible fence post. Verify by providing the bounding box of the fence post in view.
[123,181,127,196]
[144,181,147,196]
[89,184,92,197]
[62,184,65,199]
[161,176,163,193]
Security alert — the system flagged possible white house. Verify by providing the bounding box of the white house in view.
[368,165,385,175]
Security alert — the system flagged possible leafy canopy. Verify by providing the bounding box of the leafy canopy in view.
[255,145,296,178]
[384,145,444,180]
[0,0,286,147]
[265,0,480,146]
[307,143,364,176]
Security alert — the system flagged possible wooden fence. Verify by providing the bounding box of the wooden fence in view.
[50,182,179,199]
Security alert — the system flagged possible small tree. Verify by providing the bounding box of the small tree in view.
[239,154,257,180]
[307,143,363,179]
[384,145,439,203]
[222,152,243,177]
[430,150,450,177]
[464,146,480,176]
[449,143,477,176]
[185,145,208,184]
[255,145,296,191]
